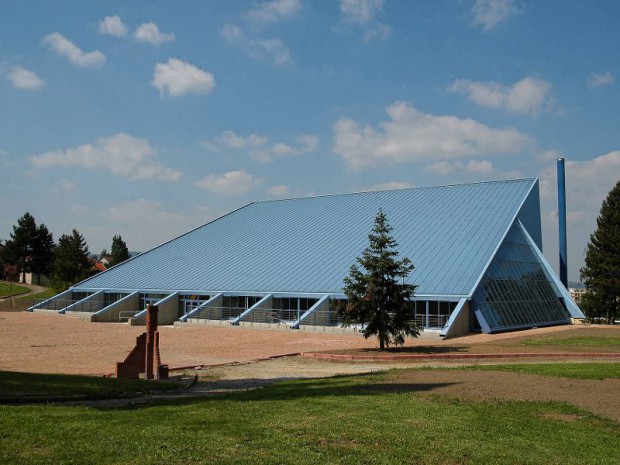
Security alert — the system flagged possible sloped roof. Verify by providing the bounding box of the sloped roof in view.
[75,178,539,297]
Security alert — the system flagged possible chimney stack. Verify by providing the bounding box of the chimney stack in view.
[557,158,568,288]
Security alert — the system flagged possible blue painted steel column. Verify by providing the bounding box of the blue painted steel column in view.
[557,158,568,288]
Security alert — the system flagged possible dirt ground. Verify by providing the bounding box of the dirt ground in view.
[1,310,619,422]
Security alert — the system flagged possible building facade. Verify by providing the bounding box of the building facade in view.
[31,178,584,338]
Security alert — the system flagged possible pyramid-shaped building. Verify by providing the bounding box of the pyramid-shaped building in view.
[33,178,584,338]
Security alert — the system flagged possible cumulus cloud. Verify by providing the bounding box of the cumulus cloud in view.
[106,199,206,250]
[221,23,294,66]
[135,22,175,45]
[266,185,291,197]
[245,0,301,25]
[42,32,106,68]
[587,71,615,88]
[6,66,44,90]
[152,58,215,98]
[370,181,413,191]
[470,0,519,31]
[98,15,128,37]
[449,76,554,115]
[338,0,391,42]
[30,133,181,181]
[203,130,318,162]
[424,160,494,176]
[194,170,261,195]
[333,101,531,170]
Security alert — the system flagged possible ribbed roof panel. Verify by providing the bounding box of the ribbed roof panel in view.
[76,178,538,296]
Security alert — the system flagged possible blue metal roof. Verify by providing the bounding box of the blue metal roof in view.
[75,178,540,297]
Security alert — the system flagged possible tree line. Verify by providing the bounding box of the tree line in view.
[0,212,129,291]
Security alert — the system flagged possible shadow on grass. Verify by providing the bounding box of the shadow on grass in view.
[82,372,461,411]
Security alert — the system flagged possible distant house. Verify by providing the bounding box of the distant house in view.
[31,178,584,338]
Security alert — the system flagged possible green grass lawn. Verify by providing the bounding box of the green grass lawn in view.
[0,288,57,312]
[0,369,618,465]
[471,362,620,380]
[0,281,29,298]
[0,371,183,400]
[521,336,620,347]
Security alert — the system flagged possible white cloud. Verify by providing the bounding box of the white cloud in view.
[249,38,293,66]
[340,0,384,25]
[106,199,206,251]
[98,15,128,37]
[42,32,106,68]
[425,159,495,176]
[221,23,244,42]
[134,22,175,46]
[204,130,318,161]
[333,101,531,170]
[194,170,261,195]
[221,24,294,66]
[338,0,391,42]
[587,71,615,88]
[470,0,519,31]
[30,133,181,181]
[6,66,44,90]
[215,131,268,150]
[466,159,494,173]
[449,77,553,115]
[266,185,291,197]
[59,179,77,191]
[245,0,301,25]
[152,58,215,98]
[370,181,413,191]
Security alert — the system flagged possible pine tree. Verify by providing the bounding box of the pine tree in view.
[110,235,130,266]
[52,229,91,290]
[580,180,620,324]
[340,209,419,349]
[8,212,37,282]
[31,224,55,284]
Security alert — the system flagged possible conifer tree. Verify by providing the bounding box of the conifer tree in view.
[52,229,91,290]
[341,209,419,349]
[110,235,130,266]
[580,180,620,324]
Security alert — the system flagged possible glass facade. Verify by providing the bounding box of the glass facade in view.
[471,223,570,332]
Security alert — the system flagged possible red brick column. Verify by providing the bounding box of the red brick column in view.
[145,304,158,380]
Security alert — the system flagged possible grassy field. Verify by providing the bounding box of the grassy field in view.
[0,366,618,465]
[472,362,620,380]
[0,282,29,298]
[0,371,183,400]
[522,336,620,347]
[0,288,56,312]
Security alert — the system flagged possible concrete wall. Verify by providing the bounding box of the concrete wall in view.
[155,293,180,325]
[298,296,331,328]
[93,292,140,323]
[440,299,470,339]
[238,295,273,325]
[64,290,104,315]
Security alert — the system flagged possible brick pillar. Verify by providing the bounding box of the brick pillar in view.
[145,304,158,380]
[154,331,161,380]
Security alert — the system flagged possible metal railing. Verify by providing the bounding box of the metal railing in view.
[31,299,101,313]
[188,306,245,322]
[299,308,343,327]
[187,304,450,329]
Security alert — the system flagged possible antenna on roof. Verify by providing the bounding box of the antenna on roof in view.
[557,157,568,288]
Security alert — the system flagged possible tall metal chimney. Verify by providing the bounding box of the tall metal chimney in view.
[557,157,568,288]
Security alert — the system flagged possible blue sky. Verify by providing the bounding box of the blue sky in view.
[1,0,618,282]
